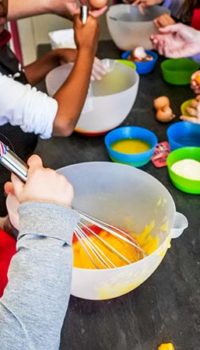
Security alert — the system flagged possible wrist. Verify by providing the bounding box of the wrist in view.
[78,46,97,58]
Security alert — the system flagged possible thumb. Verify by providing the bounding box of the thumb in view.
[159,23,182,34]
[11,173,24,200]
[27,155,43,173]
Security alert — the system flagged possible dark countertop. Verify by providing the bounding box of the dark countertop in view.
[37,42,200,350]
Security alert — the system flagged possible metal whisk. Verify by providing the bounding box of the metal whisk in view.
[0,141,146,269]
[74,212,145,269]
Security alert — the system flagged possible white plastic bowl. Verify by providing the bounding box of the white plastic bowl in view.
[106,5,170,50]
[46,59,139,135]
[58,162,188,300]
[48,28,76,49]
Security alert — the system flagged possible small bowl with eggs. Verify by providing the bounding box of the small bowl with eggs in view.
[167,147,200,194]
[104,126,158,167]
[121,49,158,75]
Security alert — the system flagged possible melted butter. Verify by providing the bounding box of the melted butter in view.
[111,139,150,154]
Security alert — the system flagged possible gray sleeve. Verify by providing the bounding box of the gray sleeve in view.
[0,202,79,350]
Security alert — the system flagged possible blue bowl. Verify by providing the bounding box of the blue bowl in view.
[167,121,200,150]
[104,126,158,167]
[121,50,158,75]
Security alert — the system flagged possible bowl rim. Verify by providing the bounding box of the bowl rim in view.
[161,58,199,72]
[107,4,170,23]
[167,121,200,148]
[104,126,158,158]
[46,60,140,98]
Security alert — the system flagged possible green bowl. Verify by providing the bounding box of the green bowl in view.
[117,59,136,70]
[161,58,199,85]
[180,99,193,117]
[167,147,200,194]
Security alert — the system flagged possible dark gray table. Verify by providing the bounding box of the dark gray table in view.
[37,42,200,350]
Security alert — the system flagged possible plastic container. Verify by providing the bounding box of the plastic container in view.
[167,121,200,150]
[46,59,139,136]
[104,126,158,167]
[167,147,200,194]
[57,162,188,300]
[161,58,199,85]
[181,99,194,116]
[106,5,170,50]
[121,50,158,75]
[48,28,76,49]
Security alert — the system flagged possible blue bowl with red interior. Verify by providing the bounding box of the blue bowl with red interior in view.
[167,121,200,150]
[121,50,158,75]
[104,126,158,167]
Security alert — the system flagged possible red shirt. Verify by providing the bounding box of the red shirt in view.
[191,9,200,31]
[0,229,16,297]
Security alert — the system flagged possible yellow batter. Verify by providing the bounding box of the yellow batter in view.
[111,139,150,154]
[73,224,159,269]
[158,343,175,350]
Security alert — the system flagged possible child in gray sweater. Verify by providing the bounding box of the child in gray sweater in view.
[0,154,79,350]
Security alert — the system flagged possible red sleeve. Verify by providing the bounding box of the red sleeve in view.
[191,9,200,31]
[0,229,16,297]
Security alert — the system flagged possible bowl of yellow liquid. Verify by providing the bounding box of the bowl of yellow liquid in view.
[104,126,158,167]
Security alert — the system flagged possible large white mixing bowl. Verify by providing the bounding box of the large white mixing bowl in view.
[46,59,139,135]
[106,5,170,50]
[58,162,188,300]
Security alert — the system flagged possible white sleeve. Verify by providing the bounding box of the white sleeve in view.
[0,73,58,139]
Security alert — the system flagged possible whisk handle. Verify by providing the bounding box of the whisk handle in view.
[0,141,28,182]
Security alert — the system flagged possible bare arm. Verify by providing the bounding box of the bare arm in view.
[52,15,99,137]
[7,0,80,20]
[7,0,107,20]
[24,49,77,86]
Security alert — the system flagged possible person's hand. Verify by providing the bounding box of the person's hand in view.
[127,0,162,13]
[151,23,200,57]
[48,0,107,18]
[91,57,108,80]
[73,14,99,55]
[5,155,74,207]
[154,13,175,29]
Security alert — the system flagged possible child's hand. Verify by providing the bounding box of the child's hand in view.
[91,57,108,81]
[73,14,99,55]
[154,14,175,29]
[5,155,74,208]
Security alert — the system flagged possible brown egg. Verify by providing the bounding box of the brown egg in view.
[156,106,175,123]
[154,96,170,110]
[89,0,108,9]
[193,71,200,85]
